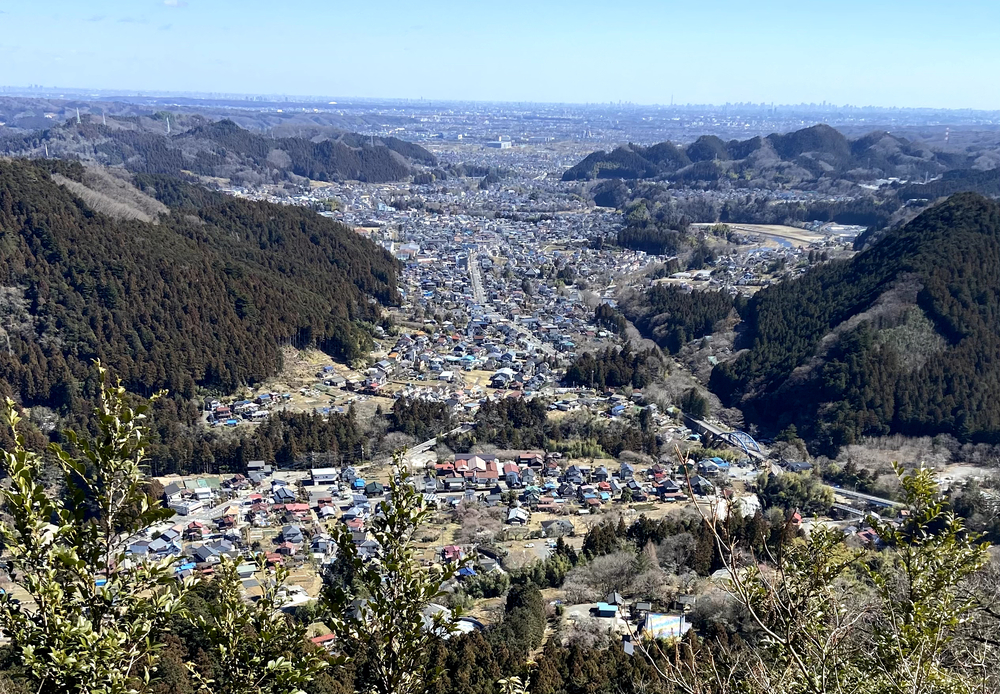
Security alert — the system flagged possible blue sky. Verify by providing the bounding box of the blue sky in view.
[0,0,997,108]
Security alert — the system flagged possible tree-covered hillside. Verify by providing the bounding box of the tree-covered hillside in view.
[563,124,971,186]
[622,284,735,354]
[0,159,398,413]
[0,117,436,184]
[897,167,1000,201]
[709,193,1000,452]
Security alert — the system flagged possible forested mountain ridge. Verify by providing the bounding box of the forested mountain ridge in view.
[564,124,974,187]
[708,192,1000,452]
[0,115,436,184]
[621,283,737,355]
[0,159,398,415]
[897,167,1000,202]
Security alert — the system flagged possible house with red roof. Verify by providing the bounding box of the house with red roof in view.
[283,503,310,522]
[311,633,336,651]
[454,454,499,487]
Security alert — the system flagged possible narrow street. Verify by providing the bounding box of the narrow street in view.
[468,251,486,305]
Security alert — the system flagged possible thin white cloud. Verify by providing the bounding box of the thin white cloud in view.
[163,0,188,7]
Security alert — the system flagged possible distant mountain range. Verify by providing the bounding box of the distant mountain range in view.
[563,124,980,186]
[708,192,1000,452]
[0,115,437,184]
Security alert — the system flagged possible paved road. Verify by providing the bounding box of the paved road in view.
[683,418,902,509]
[398,423,474,469]
[829,486,903,509]
[468,251,486,305]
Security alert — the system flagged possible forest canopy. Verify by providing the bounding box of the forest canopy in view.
[622,284,734,355]
[563,124,970,186]
[0,159,399,415]
[710,192,1000,453]
[0,117,436,184]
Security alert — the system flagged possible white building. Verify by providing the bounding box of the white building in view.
[169,500,204,516]
[311,467,340,485]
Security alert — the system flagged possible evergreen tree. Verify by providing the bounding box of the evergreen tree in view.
[0,367,190,693]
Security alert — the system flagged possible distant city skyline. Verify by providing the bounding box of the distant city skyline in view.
[2,0,998,110]
[5,82,1000,114]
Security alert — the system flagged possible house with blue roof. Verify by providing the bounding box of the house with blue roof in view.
[273,486,297,503]
[711,457,731,470]
[127,540,151,556]
[149,536,182,558]
[595,602,619,618]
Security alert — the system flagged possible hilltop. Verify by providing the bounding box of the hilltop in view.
[563,124,972,187]
[0,115,437,184]
[708,192,1000,452]
[0,158,399,413]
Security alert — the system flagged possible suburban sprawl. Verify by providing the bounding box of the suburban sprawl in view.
[1,91,1000,693]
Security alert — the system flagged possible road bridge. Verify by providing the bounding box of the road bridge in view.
[681,415,767,463]
[830,486,903,509]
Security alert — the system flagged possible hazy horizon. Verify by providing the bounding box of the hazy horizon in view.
[6,83,1000,115]
[2,0,999,111]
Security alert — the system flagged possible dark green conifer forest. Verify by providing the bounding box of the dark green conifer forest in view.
[0,158,398,468]
[710,193,1000,452]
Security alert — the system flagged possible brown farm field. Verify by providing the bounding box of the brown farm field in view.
[691,222,826,247]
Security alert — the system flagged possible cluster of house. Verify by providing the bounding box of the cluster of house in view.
[425,452,704,520]
[654,230,855,301]
[164,476,222,516]
[581,591,697,651]
[150,470,342,573]
[360,314,572,398]
[205,392,291,428]
[369,204,651,394]
[362,325,659,421]
[125,514,335,593]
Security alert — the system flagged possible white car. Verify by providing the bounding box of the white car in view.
[524,543,535,548]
